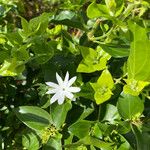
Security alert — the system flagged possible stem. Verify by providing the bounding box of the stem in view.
[92,25,116,41]
[87,19,101,40]
[97,105,101,121]
[130,123,142,150]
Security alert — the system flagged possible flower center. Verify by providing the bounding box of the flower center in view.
[62,87,66,91]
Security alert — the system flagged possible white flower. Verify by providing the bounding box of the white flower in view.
[46,72,80,105]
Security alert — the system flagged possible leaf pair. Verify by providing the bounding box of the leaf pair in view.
[77,46,111,73]
[90,69,114,104]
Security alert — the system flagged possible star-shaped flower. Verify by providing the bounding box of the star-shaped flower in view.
[46,72,80,105]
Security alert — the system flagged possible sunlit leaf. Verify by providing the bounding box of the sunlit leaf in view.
[123,79,149,96]
[128,21,150,81]
[91,69,114,104]
[87,1,109,19]
[77,46,111,73]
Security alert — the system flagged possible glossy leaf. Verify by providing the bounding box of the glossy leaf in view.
[15,106,52,131]
[22,131,40,150]
[101,44,129,58]
[102,104,121,124]
[50,101,72,129]
[68,120,92,139]
[43,134,62,150]
[117,93,144,120]
[52,10,85,30]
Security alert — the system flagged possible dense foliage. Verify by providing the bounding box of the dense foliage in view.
[0,0,150,149]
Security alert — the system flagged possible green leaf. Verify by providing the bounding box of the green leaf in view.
[47,25,62,36]
[128,21,150,81]
[105,0,116,16]
[52,10,85,30]
[87,2,109,19]
[90,123,103,139]
[64,135,113,149]
[29,13,51,34]
[22,131,40,150]
[77,46,110,73]
[78,82,94,100]
[117,121,131,134]
[77,107,94,122]
[90,69,114,104]
[0,59,25,76]
[131,124,150,150]
[50,101,72,129]
[101,44,129,58]
[61,30,80,55]
[31,37,56,64]
[115,0,124,17]
[118,134,132,150]
[0,36,6,44]
[15,106,52,131]
[19,13,51,38]
[123,79,149,96]
[43,135,62,150]
[11,44,31,61]
[102,104,121,124]
[0,50,10,64]
[20,17,30,37]
[81,136,113,149]
[68,120,92,139]
[117,93,144,120]
[6,32,23,46]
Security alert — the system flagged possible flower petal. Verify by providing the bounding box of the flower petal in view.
[68,87,80,93]
[67,76,77,87]
[64,91,74,100]
[64,71,69,82]
[56,73,63,86]
[50,93,60,104]
[46,89,57,94]
[57,95,65,105]
[72,97,76,101]
[46,82,59,88]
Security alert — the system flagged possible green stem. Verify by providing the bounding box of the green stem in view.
[87,19,101,40]
[130,123,142,150]
[97,105,101,121]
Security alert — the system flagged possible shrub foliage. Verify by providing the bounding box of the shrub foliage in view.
[0,0,150,149]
